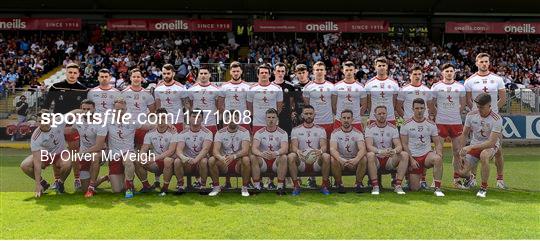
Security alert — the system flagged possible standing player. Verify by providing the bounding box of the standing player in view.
[287,105,332,195]
[303,61,336,138]
[208,120,252,197]
[88,69,120,113]
[42,63,87,190]
[396,65,432,121]
[458,94,503,198]
[272,62,295,135]
[218,61,252,132]
[187,66,221,135]
[365,106,409,195]
[430,63,466,188]
[250,108,289,195]
[400,98,444,196]
[464,53,507,189]
[333,61,367,132]
[247,64,283,134]
[174,110,213,194]
[290,64,311,126]
[67,100,107,197]
[330,109,374,194]
[135,108,177,196]
[365,57,400,125]
[20,109,75,197]
[155,64,191,133]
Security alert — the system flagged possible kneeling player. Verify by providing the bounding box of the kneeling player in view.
[330,109,371,194]
[365,106,409,195]
[20,110,73,197]
[401,98,444,197]
[208,120,251,197]
[251,108,289,195]
[458,94,503,198]
[288,105,331,195]
[135,108,177,195]
[174,110,213,194]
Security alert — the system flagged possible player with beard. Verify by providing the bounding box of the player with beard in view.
[464,53,507,189]
[287,105,331,195]
[365,57,400,126]
[154,64,191,133]
[247,64,284,134]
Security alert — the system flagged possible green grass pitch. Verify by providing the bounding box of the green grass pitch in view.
[1,147,539,239]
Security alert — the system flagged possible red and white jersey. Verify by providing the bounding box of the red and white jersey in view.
[143,127,177,156]
[290,124,326,151]
[400,118,438,157]
[175,127,213,158]
[122,86,155,117]
[106,122,141,154]
[187,83,220,126]
[330,128,364,159]
[219,81,251,112]
[214,126,251,155]
[397,83,431,120]
[364,77,400,121]
[431,81,466,125]
[334,80,366,123]
[364,122,399,150]
[253,127,288,152]
[30,123,66,154]
[73,121,107,152]
[88,86,120,113]
[247,83,283,126]
[154,81,188,124]
[464,72,505,113]
[302,81,335,125]
[464,110,503,148]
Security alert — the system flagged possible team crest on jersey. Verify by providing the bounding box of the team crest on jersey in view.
[418,126,424,132]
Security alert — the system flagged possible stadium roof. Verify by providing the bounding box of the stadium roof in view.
[3,0,539,16]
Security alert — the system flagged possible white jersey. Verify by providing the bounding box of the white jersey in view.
[175,127,213,158]
[106,121,141,154]
[330,128,364,159]
[30,123,66,154]
[122,86,154,117]
[464,72,505,113]
[219,81,251,112]
[88,86,120,113]
[154,81,188,124]
[253,127,288,152]
[431,81,466,125]
[464,110,503,148]
[397,83,431,120]
[302,81,335,125]
[334,80,366,124]
[364,77,400,121]
[247,83,283,126]
[143,127,177,156]
[187,83,220,126]
[73,121,107,152]
[365,122,399,150]
[400,118,438,157]
[290,124,326,151]
[214,126,251,155]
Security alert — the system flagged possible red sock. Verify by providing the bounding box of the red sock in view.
[371,179,379,187]
[177,180,184,187]
[453,172,460,179]
[322,179,329,188]
[395,179,402,186]
[434,180,441,189]
[293,179,300,188]
[142,180,151,189]
[421,174,426,182]
[213,181,220,187]
[162,183,169,192]
[481,182,488,189]
[125,180,134,190]
[497,174,503,180]
[74,171,80,179]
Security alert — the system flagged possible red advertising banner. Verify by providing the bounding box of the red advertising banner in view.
[446,22,539,34]
[253,20,389,33]
[107,19,232,32]
[0,18,81,30]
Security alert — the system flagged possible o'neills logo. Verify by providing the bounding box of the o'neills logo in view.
[154,20,189,30]
[0,19,27,29]
[503,24,536,33]
[305,21,339,31]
